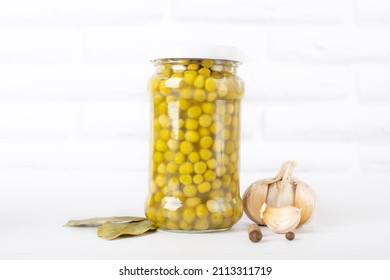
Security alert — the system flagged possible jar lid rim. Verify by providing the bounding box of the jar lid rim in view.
[148,44,244,63]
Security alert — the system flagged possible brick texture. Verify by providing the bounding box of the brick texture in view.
[357,0,390,24]
[357,64,390,102]
[0,27,80,63]
[0,0,165,25]
[173,0,343,23]
[1,0,389,173]
[264,106,390,142]
[269,27,390,62]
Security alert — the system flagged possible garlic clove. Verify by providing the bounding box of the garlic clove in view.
[294,181,318,226]
[260,203,301,234]
[266,161,296,207]
[243,181,269,225]
[266,180,295,207]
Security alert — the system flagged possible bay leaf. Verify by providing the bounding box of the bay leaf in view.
[97,220,157,240]
[64,216,147,227]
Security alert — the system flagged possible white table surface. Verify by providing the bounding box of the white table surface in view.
[1,169,389,260]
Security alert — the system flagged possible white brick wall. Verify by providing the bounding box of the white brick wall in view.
[1,0,390,175]
[357,64,390,101]
[269,27,390,62]
[173,0,344,23]
[357,0,390,24]
[0,0,165,25]
[0,27,80,63]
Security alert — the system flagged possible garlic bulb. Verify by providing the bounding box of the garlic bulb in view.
[260,203,301,233]
[243,161,318,226]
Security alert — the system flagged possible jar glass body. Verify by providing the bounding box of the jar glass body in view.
[145,58,244,232]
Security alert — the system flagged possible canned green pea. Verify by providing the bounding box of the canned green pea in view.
[145,45,245,232]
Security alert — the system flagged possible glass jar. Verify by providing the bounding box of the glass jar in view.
[145,45,245,232]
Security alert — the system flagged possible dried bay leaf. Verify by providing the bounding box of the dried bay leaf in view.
[97,220,157,240]
[64,216,147,227]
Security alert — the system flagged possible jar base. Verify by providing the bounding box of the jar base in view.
[159,228,230,234]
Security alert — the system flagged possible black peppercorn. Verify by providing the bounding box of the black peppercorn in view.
[285,231,295,240]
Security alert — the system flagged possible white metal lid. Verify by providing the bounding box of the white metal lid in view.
[148,44,243,63]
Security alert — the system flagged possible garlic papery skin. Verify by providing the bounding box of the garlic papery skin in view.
[243,161,318,227]
[243,181,268,225]
[260,203,301,234]
[294,181,318,225]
